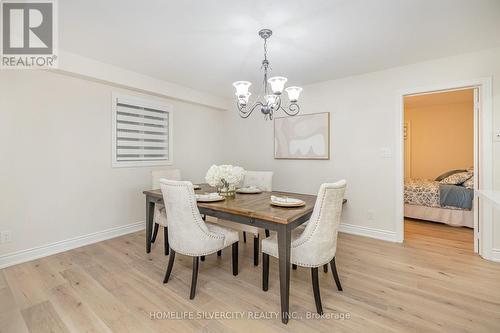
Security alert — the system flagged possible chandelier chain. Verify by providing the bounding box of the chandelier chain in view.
[263,37,268,62]
[262,37,270,94]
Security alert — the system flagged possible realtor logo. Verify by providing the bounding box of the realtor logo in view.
[1,0,57,68]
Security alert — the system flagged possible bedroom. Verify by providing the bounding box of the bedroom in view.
[404,89,475,249]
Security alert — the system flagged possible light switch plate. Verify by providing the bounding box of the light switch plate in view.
[380,147,393,158]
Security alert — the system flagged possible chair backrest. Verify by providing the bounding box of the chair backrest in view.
[152,169,181,189]
[296,180,346,265]
[242,171,273,191]
[159,179,224,255]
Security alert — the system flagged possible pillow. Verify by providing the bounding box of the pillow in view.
[463,177,474,189]
[440,171,473,185]
[435,169,467,181]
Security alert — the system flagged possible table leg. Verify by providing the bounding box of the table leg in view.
[146,197,155,253]
[277,225,292,324]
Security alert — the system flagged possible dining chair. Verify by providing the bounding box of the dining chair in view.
[160,179,239,299]
[262,180,346,314]
[151,169,182,255]
[214,170,273,266]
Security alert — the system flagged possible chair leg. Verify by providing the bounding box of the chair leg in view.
[292,264,297,270]
[311,267,323,315]
[262,253,269,291]
[243,232,246,243]
[323,264,328,273]
[189,257,199,300]
[164,227,169,255]
[217,250,222,257]
[163,250,176,283]
[253,235,259,266]
[151,223,159,243]
[265,229,270,237]
[200,256,205,262]
[232,242,239,276]
[330,257,343,291]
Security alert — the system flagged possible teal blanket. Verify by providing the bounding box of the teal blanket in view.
[439,184,473,210]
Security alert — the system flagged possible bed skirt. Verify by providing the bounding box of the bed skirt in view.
[404,204,474,228]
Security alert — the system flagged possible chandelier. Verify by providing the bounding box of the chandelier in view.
[232,29,303,120]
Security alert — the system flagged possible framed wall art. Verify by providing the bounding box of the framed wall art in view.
[274,112,330,160]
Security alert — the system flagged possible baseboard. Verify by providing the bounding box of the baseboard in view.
[339,223,399,243]
[0,221,145,269]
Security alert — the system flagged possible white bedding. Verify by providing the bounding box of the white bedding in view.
[404,178,473,227]
[404,204,473,228]
[404,179,440,208]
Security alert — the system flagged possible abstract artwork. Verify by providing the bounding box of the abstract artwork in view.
[274,112,330,159]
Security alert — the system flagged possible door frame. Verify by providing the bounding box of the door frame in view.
[395,78,493,258]
[404,121,411,178]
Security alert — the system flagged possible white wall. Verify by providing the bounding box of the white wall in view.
[222,47,500,247]
[0,70,225,259]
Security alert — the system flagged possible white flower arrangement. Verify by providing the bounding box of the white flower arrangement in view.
[205,164,245,189]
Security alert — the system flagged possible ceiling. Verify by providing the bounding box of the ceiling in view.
[60,0,500,98]
[404,89,474,109]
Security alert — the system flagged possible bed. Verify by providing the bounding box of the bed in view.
[404,170,474,228]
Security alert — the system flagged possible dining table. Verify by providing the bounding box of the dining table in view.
[143,184,341,324]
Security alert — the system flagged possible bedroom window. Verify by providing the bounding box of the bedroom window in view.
[111,93,173,167]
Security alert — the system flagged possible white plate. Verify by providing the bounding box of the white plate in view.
[270,201,306,208]
[193,184,201,190]
[196,194,225,202]
[270,196,305,207]
[236,186,262,194]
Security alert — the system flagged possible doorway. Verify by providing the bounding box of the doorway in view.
[403,89,475,251]
[395,78,493,259]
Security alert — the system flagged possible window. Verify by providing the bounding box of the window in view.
[112,93,173,167]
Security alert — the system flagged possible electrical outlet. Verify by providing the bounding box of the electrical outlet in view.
[0,231,12,244]
[495,130,500,142]
[367,210,375,221]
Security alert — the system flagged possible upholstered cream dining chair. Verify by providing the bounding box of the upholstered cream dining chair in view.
[160,179,239,299]
[214,170,273,266]
[151,169,182,255]
[262,180,346,315]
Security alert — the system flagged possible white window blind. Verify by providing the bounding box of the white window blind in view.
[112,94,173,167]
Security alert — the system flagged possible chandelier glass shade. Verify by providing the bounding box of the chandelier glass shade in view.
[232,29,302,120]
[268,76,287,94]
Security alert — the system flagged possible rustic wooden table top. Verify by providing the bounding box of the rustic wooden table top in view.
[143,184,321,225]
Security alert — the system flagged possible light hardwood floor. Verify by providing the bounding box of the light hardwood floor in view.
[1,220,500,333]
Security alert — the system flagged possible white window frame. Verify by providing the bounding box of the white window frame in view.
[111,93,174,167]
